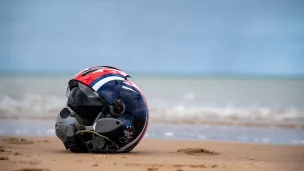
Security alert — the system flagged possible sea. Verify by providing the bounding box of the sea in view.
[0,75,303,145]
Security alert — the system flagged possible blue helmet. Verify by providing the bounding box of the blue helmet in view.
[55,66,149,153]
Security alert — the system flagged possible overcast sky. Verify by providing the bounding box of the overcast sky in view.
[0,0,303,75]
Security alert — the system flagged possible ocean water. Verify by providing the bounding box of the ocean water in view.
[0,75,303,144]
[0,75,303,125]
[0,120,303,145]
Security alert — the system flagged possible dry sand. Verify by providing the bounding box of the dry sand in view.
[0,136,303,171]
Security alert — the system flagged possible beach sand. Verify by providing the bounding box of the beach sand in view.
[0,136,303,171]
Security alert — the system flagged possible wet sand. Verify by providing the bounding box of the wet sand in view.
[0,136,303,171]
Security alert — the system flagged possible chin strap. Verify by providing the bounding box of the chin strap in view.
[64,124,119,153]
[63,108,121,153]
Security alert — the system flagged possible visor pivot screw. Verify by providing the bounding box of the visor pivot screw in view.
[111,99,125,116]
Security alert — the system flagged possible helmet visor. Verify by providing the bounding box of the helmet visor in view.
[66,82,104,120]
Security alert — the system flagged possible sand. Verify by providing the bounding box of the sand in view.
[0,136,303,171]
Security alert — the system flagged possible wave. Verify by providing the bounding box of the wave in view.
[0,94,66,118]
[0,95,303,127]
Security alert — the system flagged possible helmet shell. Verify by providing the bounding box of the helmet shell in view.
[67,66,149,152]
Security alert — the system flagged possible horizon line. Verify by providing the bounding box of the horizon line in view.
[0,70,303,79]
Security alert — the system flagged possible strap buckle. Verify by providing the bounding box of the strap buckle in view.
[85,137,106,152]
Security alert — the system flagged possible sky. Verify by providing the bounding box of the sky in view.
[0,0,303,76]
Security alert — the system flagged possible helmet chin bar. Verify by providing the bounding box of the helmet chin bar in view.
[61,106,126,153]
[73,116,125,153]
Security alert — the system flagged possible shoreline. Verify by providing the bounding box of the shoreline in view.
[0,119,303,146]
[0,136,303,171]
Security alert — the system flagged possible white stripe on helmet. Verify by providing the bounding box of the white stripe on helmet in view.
[122,85,138,94]
[92,76,124,91]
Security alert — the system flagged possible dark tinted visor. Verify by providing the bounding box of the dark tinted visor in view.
[66,82,104,120]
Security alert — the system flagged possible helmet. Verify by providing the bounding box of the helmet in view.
[55,66,149,153]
